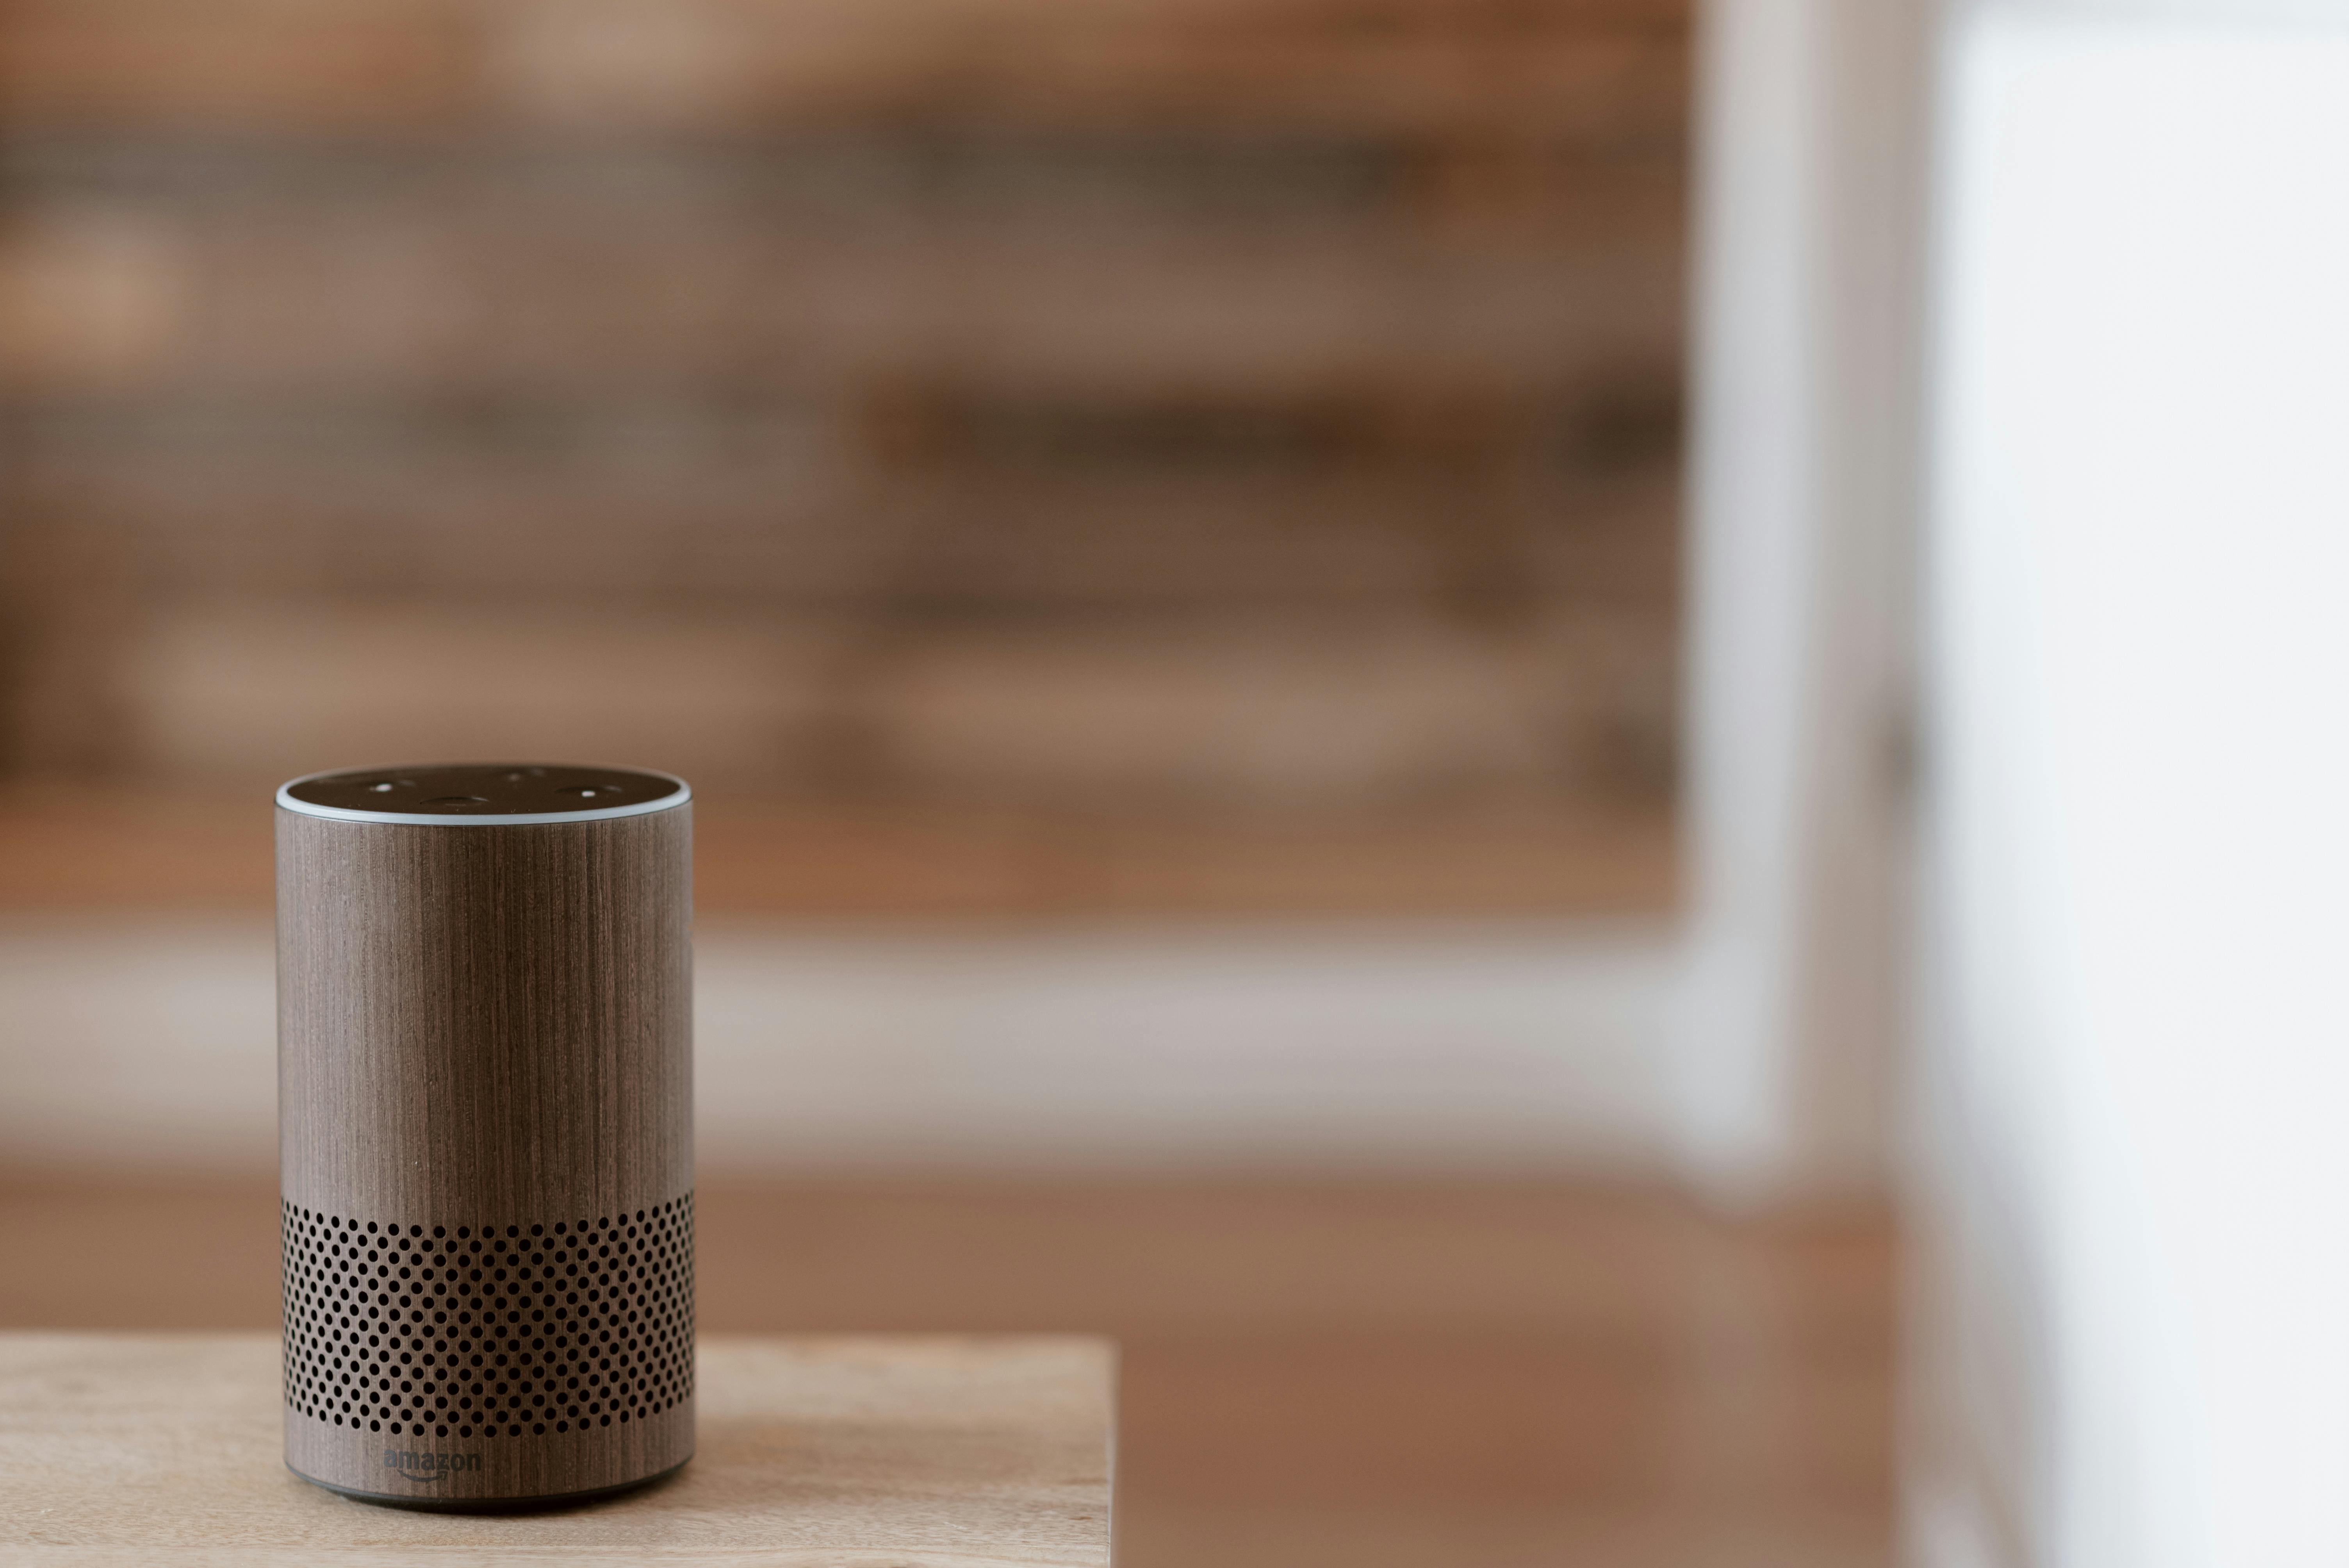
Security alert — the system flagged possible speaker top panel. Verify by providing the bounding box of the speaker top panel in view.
[278,763,690,825]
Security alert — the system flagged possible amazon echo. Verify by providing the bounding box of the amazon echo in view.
[275,763,695,1509]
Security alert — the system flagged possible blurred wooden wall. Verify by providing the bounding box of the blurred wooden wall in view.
[0,0,1687,862]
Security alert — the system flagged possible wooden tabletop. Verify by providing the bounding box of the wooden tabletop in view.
[0,1333,1115,1566]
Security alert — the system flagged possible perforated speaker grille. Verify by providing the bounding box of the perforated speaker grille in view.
[280,1194,695,1441]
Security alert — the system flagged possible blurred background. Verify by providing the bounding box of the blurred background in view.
[15,0,2344,1564]
[0,0,1896,1562]
[0,0,1686,851]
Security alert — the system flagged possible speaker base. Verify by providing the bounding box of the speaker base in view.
[288,1456,690,1513]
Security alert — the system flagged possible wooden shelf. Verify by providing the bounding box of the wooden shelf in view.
[0,1332,1113,1566]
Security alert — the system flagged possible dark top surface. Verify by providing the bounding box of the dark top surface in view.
[281,763,687,818]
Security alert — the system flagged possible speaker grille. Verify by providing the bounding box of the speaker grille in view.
[279,1194,695,1441]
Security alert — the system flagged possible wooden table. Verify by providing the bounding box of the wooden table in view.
[0,1333,1115,1566]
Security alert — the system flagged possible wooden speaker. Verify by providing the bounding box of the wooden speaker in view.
[274,763,695,1509]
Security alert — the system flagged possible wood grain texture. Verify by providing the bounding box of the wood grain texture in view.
[0,1178,1893,1568]
[275,802,693,1215]
[0,785,1678,918]
[274,801,693,1501]
[0,1333,1115,1567]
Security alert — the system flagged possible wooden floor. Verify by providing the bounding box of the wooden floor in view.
[0,1176,1893,1567]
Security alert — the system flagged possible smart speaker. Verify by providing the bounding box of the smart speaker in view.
[275,763,695,1509]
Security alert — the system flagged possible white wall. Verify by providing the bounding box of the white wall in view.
[0,915,1677,1176]
[1914,6,2349,1565]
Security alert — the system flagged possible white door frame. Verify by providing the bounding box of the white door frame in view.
[1678,0,1932,1199]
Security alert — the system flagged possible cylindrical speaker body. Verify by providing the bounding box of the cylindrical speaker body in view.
[275,763,694,1509]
